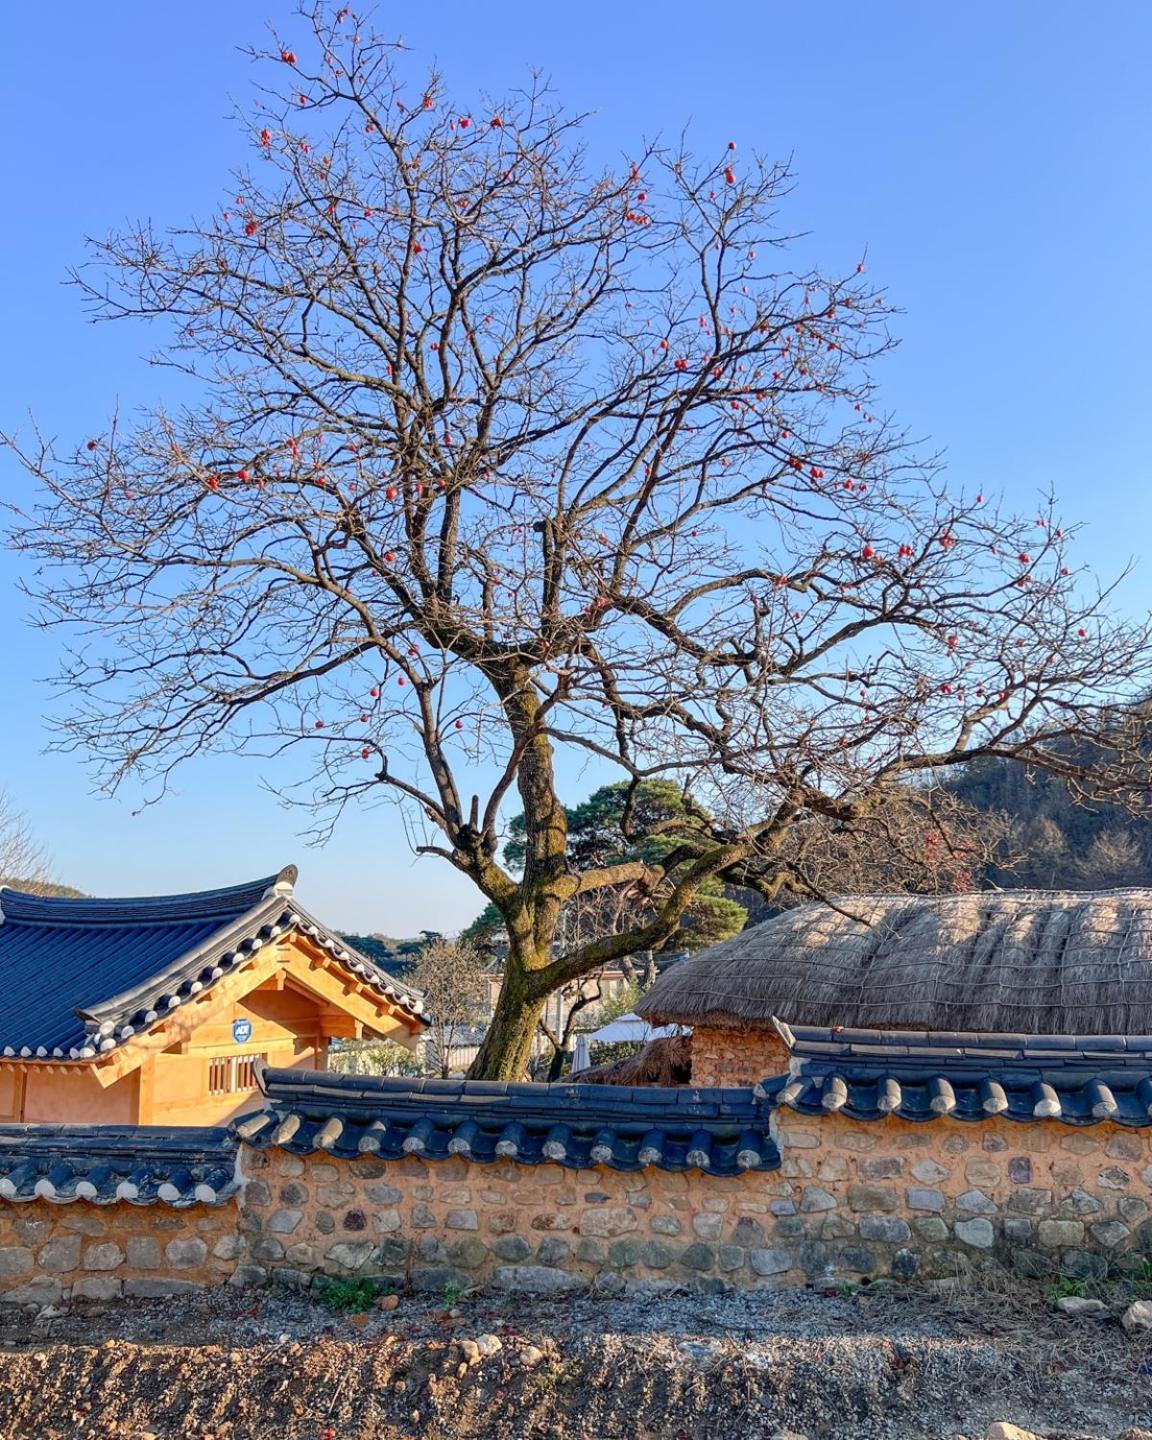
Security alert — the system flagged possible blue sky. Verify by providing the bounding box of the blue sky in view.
[2,2,1151,933]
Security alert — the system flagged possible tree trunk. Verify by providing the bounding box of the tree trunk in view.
[468,962,548,1080]
[463,670,571,1080]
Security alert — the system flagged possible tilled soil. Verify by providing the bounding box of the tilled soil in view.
[0,1282,1150,1440]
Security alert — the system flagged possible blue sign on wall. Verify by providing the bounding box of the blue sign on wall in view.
[232,1017,254,1044]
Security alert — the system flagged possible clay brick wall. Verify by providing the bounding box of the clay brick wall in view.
[691,1026,789,1087]
[0,1202,240,1306]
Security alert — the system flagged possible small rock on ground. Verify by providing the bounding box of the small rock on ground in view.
[1122,1299,1152,1334]
[1054,1295,1106,1316]
[984,1425,1040,1440]
[458,1333,502,1366]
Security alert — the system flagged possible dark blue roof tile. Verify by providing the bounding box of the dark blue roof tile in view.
[0,1125,237,1205]
[758,1022,1152,1129]
[0,867,424,1059]
[238,1064,779,1177]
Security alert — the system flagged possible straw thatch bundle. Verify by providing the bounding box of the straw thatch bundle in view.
[636,890,1152,1035]
[577,1033,693,1086]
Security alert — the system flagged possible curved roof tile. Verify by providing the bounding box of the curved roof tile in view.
[0,1125,237,1206]
[0,866,425,1061]
[236,1063,778,1176]
[758,1021,1152,1128]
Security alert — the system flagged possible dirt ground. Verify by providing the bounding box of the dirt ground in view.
[1,1278,1151,1440]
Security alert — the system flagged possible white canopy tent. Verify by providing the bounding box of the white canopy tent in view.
[569,1015,685,1074]
[583,1013,681,1046]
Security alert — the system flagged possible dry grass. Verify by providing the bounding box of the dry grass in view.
[577,1033,693,1086]
[889,1256,1152,1404]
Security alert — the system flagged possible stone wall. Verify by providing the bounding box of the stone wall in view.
[4,1110,1152,1304]
[237,1147,800,1295]
[0,1202,239,1306]
[691,1026,789,1087]
[229,1113,1152,1294]
[770,1112,1152,1285]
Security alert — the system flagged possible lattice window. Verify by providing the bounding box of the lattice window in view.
[208,1053,262,1095]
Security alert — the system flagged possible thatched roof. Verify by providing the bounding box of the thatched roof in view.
[636,890,1152,1036]
[577,1033,693,1087]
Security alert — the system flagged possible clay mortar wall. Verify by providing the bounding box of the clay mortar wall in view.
[0,1203,240,1307]
[1,1110,1152,1303]
[691,1027,789,1087]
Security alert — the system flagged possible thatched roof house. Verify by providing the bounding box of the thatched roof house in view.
[636,890,1152,1087]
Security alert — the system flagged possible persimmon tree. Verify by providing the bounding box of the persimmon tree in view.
[465,780,748,962]
[9,6,1152,1077]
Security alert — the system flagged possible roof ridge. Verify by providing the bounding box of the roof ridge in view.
[0,865,297,927]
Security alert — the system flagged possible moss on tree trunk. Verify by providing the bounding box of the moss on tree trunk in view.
[468,963,548,1080]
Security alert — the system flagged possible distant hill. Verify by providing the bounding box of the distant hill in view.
[945,756,1152,891]
[0,877,85,898]
[732,755,1152,933]
[337,930,445,978]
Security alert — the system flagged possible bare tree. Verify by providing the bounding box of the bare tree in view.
[1073,828,1147,889]
[9,7,1152,1077]
[0,792,48,889]
[328,1035,424,1078]
[779,784,1012,900]
[412,938,489,1077]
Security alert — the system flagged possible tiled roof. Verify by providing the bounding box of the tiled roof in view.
[758,1021,1152,1127]
[235,1064,778,1175]
[0,1125,237,1206]
[0,866,426,1062]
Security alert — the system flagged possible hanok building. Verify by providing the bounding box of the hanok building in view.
[636,889,1152,1087]
[0,866,426,1126]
